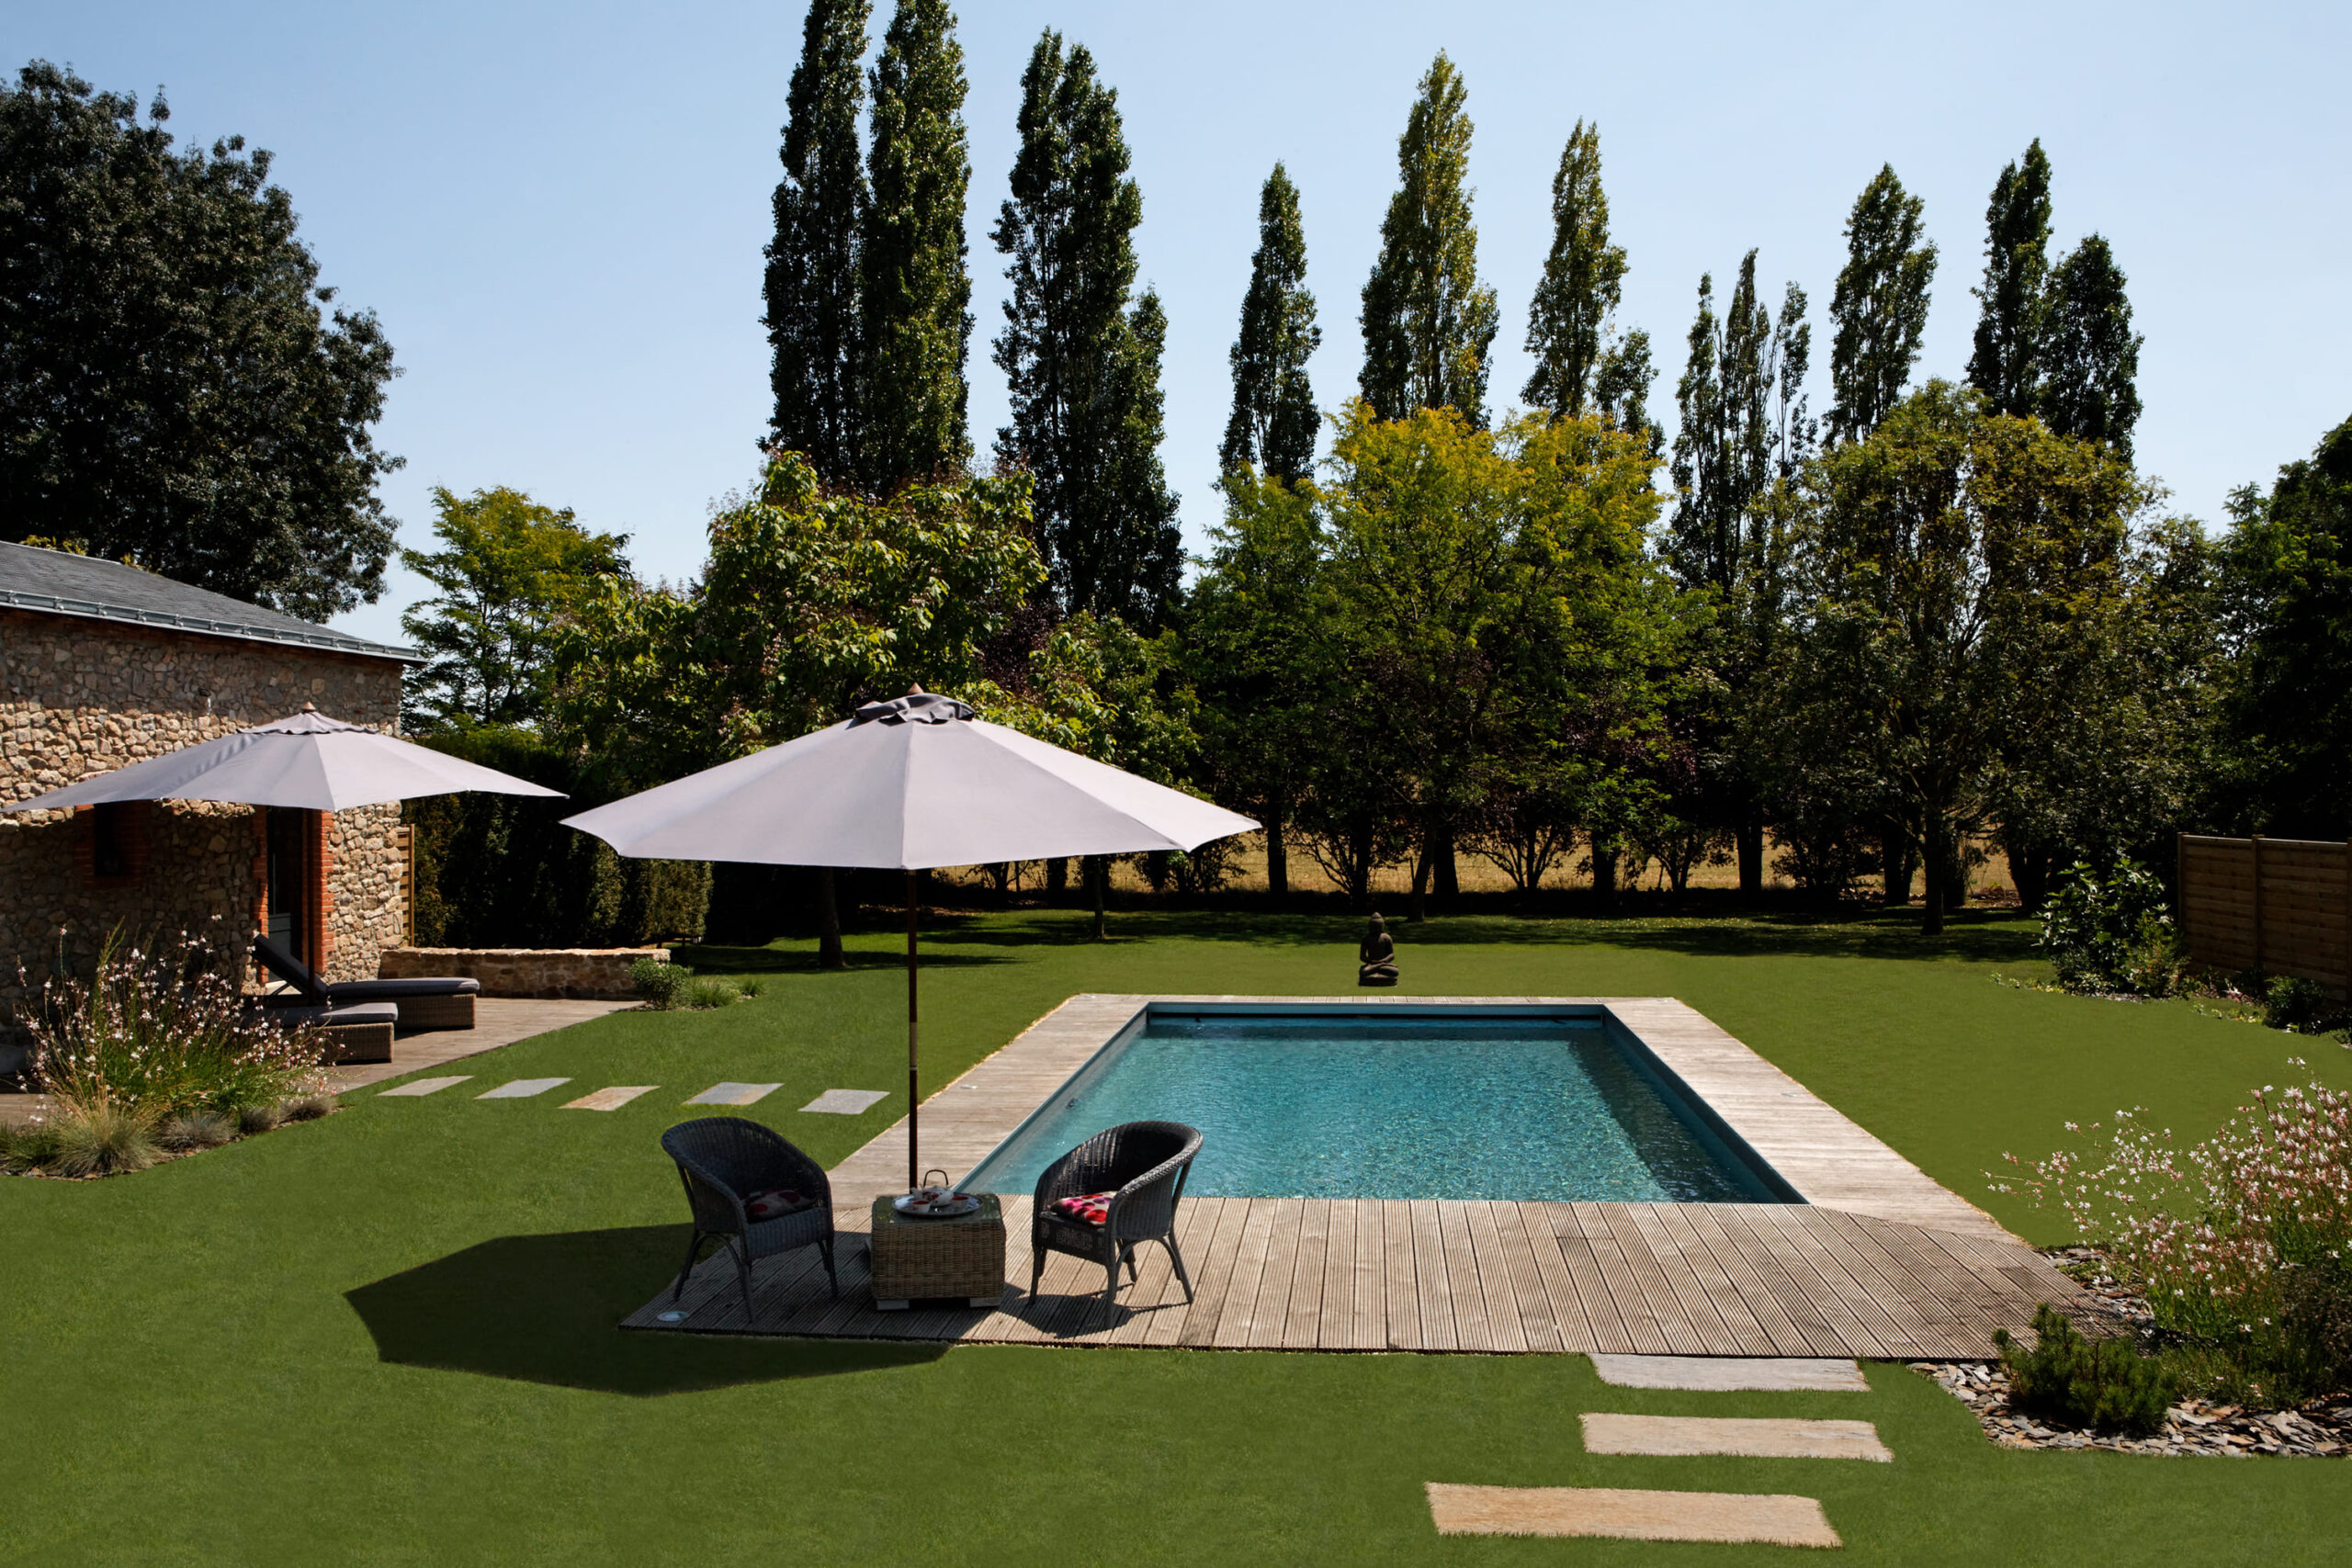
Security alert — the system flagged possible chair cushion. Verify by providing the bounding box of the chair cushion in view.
[1050,1190,1117,1227]
[745,1189,816,1222]
[326,976,482,1000]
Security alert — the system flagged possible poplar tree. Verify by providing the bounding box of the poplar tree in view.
[1965,140,2052,420]
[991,31,1180,624]
[1669,254,1774,594]
[2040,235,2143,461]
[763,0,871,479]
[1826,164,1937,444]
[1593,331,1662,456]
[1522,119,1627,420]
[859,0,972,492]
[1218,163,1320,483]
[1358,52,1498,425]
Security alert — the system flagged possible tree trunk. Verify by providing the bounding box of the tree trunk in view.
[815,866,844,970]
[1088,854,1107,940]
[1591,837,1620,909]
[1882,825,1916,907]
[1408,836,1430,923]
[1046,856,1067,897]
[1264,811,1289,903]
[2011,844,2053,913]
[1432,824,1459,903]
[1921,819,1950,936]
[1736,820,1764,897]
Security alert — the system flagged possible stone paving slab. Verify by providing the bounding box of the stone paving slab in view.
[478,1077,570,1100]
[562,1086,657,1111]
[327,998,633,1093]
[688,1082,781,1107]
[1582,1413,1893,1461]
[1590,1354,1870,1392]
[800,1089,888,1115]
[1425,1483,1841,1547]
[377,1076,470,1098]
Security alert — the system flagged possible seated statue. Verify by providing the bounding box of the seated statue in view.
[1358,911,1399,987]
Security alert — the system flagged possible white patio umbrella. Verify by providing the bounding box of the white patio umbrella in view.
[0,705,564,812]
[560,689,1258,1188]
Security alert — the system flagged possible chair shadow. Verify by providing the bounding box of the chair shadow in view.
[345,1224,945,1396]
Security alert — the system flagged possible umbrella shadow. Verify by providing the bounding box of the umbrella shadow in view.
[345,1225,944,1395]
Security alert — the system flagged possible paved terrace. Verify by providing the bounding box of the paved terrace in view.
[628,995,2091,1357]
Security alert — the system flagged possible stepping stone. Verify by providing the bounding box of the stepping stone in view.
[687,1082,782,1107]
[562,1086,658,1111]
[1589,1354,1869,1393]
[1583,1413,1892,1462]
[1425,1483,1840,1548]
[477,1077,571,1100]
[379,1076,469,1098]
[799,1089,888,1114]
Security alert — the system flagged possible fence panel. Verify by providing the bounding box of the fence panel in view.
[2177,834,2352,996]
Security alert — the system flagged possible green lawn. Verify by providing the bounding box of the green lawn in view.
[5,908,2346,1565]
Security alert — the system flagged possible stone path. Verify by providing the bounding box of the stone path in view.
[563,1086,657,1111]
[1426,1483,1842,1549]
[325,998,632,1092]
[477,1077,569,1100]
[1581,1412,1892,1461]
[1590,1354,1871,1392]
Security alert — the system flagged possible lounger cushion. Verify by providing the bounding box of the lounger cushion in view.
[254,1001,400,1031]
[1050,1190,1117,1227]
[324,976,481,1000]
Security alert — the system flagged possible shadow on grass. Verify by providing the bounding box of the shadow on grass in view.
[346,1224,944,1395]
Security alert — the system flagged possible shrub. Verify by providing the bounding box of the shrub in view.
[1995,1304,2177,1436]
[237,1102,283,1135]
[282,1093,337,1122]
[46,1100,162,1179]
[735,975,766,1000]
[156,1109,236,1150]
[2000,1069,2352,1400]
[2262,975,2343,1034]
[631,956,684,1010]
[18,928,327,1119]
[2039,860,2177,994]
[679,976,741,1010]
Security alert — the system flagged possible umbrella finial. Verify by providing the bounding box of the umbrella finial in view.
[300,701,317,712]
[908,683,924,694]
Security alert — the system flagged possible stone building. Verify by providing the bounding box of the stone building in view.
[0,541,419,1033]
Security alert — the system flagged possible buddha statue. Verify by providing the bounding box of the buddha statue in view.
[1358,911,1399,987]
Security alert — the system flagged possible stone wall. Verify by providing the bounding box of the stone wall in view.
[0,610,410,1022]
[377,946,665,999]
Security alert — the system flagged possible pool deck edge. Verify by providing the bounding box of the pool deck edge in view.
[823,994,2018,1247]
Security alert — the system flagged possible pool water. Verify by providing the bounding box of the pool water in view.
[958,1009,1784,1203]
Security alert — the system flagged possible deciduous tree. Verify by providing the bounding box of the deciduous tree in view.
[1358,53,1498,426]
[0,62,400,619]
[1218,163,1319,483]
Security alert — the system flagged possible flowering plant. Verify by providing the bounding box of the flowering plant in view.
[1996,1065,2351,1391]
[18,927,327,1119]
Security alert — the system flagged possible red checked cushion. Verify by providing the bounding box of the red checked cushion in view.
[1051,1190,1117,1227]
[744,1189,814,1221]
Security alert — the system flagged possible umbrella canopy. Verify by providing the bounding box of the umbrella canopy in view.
[560,691,1250,869]
[563,690,1258,1190]
[1,705,564,813]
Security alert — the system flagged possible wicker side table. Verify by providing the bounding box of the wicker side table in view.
[868,1194,1006,1310]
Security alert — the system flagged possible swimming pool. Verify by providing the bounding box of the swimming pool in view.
[957,1004,1794,1203]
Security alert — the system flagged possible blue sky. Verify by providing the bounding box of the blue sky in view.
[17,1,2348,647]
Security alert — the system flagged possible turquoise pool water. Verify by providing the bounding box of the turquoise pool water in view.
[958,1008,1786,1203]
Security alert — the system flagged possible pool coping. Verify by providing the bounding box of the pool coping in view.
[824,995,2016,1246]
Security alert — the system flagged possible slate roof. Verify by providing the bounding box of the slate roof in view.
[0,540,420,662]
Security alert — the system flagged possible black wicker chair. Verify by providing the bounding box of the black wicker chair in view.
[660,1118,838,1319]
[1030,1120,1203,1317]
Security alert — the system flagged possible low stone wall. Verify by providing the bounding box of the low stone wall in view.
[377,946,663,999]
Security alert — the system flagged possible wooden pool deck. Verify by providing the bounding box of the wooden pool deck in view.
[626,996,2090,1358]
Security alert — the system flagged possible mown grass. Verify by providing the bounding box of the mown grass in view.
[2,906,2345,1565]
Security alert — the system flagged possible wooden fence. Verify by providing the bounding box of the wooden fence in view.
[2177,833,2352,997]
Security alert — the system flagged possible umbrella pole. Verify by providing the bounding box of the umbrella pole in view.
[905,869,919,1192]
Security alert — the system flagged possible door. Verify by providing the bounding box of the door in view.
[266,807,309,965]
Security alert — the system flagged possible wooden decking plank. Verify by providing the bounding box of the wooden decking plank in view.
[1175,1196,1253,1347]
[1285,1196,1332,1349]
[1546,1204,1639,1354]
[1146,1198,1231,1348]
[1380,1200,1420,1349]
[1673,1204,1815,1356]
[1702,1205,1849,1355]
[1503,1202,1598,1353]
[1809,1208,1976,1358]
[1461,1201,1530,1353]
[1211,1199,1282,1348]
[1647,1205,1776,1356]
[1620,1203,1745,1356]
[1102,1226,1183,1347]
[1473,1201,1553,1352]
[1437,1201,1497,1353]
[1409,1201,1460,1352]
[1589,1203,1701,1355]
[1349,1200,1390,1351]
[1741,1208,1895,1358]
[1316,1198,1357,1349]
[1248,1198,1306,1349]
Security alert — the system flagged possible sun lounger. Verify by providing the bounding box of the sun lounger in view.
[252,934,479,1031]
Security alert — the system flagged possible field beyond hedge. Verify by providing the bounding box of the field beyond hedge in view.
[4,908,2346,1565]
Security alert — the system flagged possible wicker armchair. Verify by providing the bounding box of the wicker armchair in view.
[1030,1120,1203,1317]
[661,1118,838,1318]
